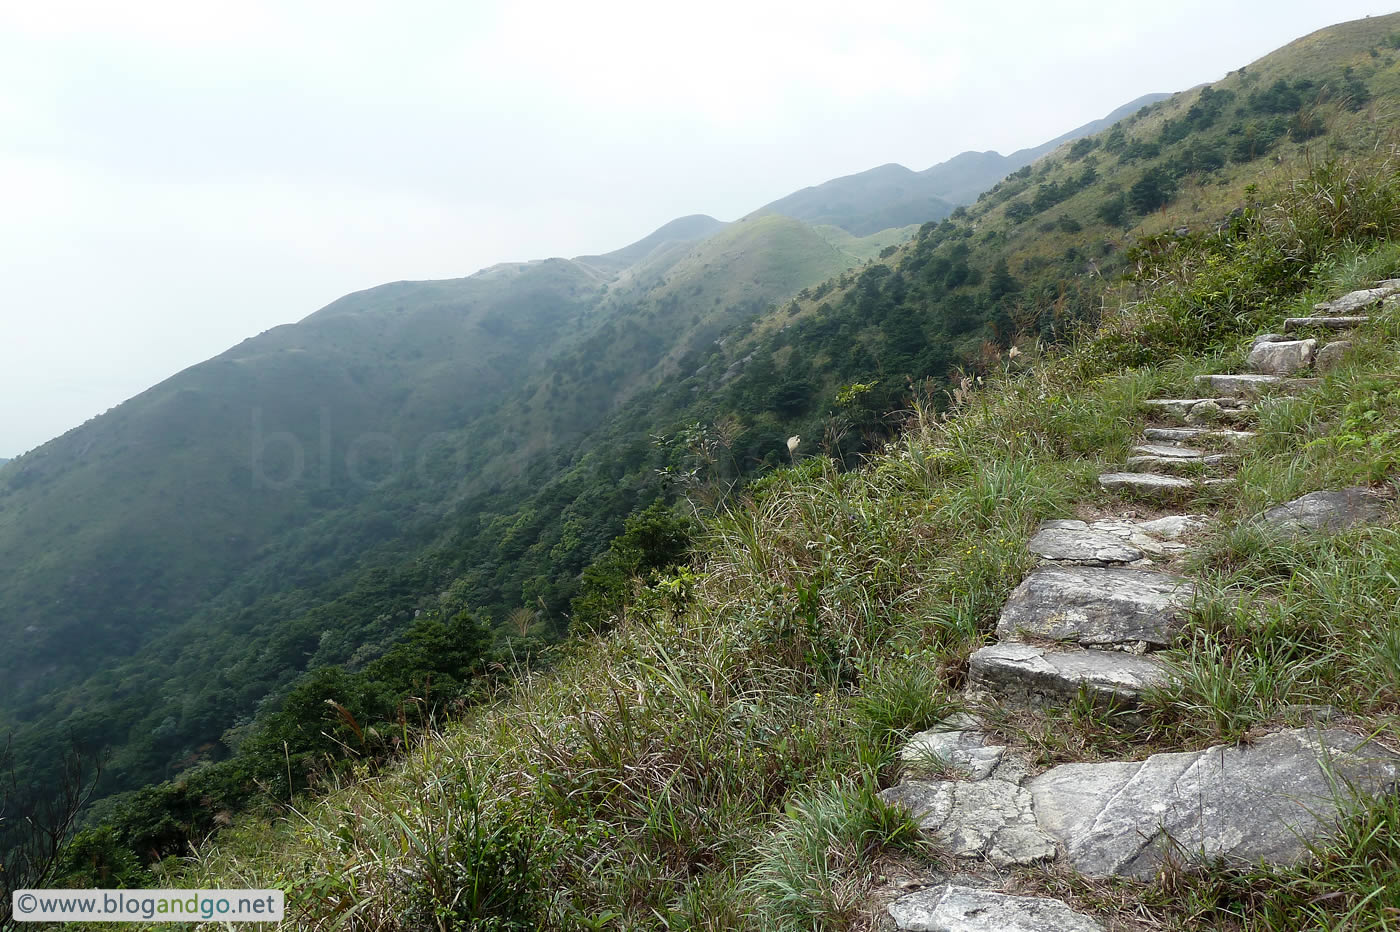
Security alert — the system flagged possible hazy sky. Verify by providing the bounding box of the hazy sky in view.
[0,1,1391,456]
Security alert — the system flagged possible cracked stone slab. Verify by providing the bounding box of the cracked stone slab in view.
[880,777,1056,867]
[1027,525,1143,564]
[888,885,1105,932]
[1284,315,1370,333]
[1247,337,1316,376]
[1029,728,1400,880]
[1194,373,1282,398]
[1260,488,1389,533]
[1313,282,1400,315]
[996,565,1194,648]
[900,724,1007,781]
[1143,427,1256,444]
[1313,339,1352,371]
[969,642,1167,707]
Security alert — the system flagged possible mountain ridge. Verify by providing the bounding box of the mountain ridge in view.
[747,92,1169,234]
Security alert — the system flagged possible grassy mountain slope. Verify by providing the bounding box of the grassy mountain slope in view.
[184,143,1400,932]
[750,94,1167,235]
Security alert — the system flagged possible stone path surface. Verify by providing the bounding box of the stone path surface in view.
[873,282,1398,927]
[887,885,1105,932]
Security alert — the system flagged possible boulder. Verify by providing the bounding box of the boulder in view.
[1246,338,1316,376]
[1313,340,1351,372]
[1029,728,1400,880]
[1260,488,1389,533]
[888,885,1105,932]
[995,566,1194,648]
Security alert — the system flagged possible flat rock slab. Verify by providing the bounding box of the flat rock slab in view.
[1284,316,1369,332]
[889,885,1105,932]
[1260,488,1389,533]
[1247,337,1315,376]
[1313,283,1400,315]
[1029,728,1400,880]
[1194,373,1281,397]
[969,642,1167,707]
[996,565,1194,648]
[880,778,1056,867]
[900,725,1007,781]
[1027,525,1143,564]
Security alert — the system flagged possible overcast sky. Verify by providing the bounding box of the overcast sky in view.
[0,1,1390,456]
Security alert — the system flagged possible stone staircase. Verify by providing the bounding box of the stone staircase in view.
[875,283,1400,931]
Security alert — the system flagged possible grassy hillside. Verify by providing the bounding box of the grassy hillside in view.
[179,147,1400,932]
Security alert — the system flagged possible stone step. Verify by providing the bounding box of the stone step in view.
[1033,515,1205,561]
[1124,454,1227,474]
[1130,442,1206,459]
[1312,281,1400,315]
[1284,315,1369,333]
[1246,336,1316,375]
[889,886,1105,932]
[1027,524,1143,564]
[1142,426,1255,444]
[969,642,1167,708]
[1194,373,1296,398]
[1029,728,1400,880]
[1098,472,1237,499]
[1099,472,1196,497]
[1143,398,1253,425]
[996,565,1194,648]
